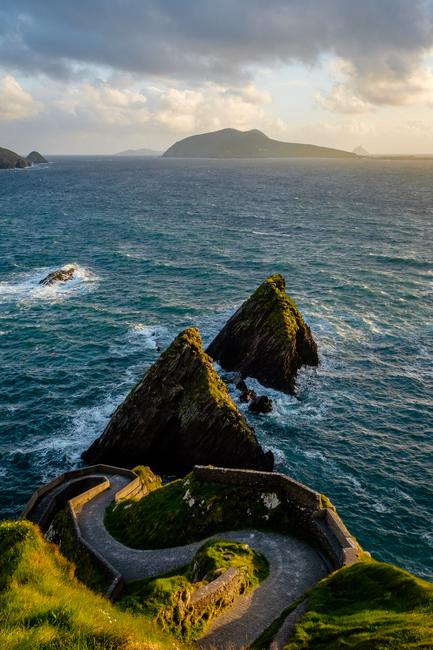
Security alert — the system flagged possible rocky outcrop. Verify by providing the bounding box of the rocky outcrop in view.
[26,151,48,164]
[82,328,273,474]
[249,395,273,414]
[39,267,75,286]
[207,274,318,394]
[0,147,30,169]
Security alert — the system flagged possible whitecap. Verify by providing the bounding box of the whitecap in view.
[0,264,98,305]
[127,324,167,351]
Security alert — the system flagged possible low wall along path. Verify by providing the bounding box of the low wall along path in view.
[22,464,361,648]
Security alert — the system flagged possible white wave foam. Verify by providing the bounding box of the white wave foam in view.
[127,324,167,351]
[0,264,98,305]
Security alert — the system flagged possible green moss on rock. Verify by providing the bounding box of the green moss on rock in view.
[83,327,273,473]
[207,274,319,393]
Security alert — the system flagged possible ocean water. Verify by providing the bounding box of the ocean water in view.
[0,156,432,579]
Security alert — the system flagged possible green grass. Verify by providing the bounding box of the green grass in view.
[0,520,186,650]
[49,509,109,595]
[105,472,298,549]
[119,539,269,641]
[285,560,433,649]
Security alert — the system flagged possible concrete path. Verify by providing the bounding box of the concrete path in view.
[76,474,327,648]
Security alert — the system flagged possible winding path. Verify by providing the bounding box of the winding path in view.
[76,474,328,648]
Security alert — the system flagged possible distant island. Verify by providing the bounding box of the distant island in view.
[162,128,357,159]
[0,147,47,169]
[352,145,369,156]
[115,147,162,156]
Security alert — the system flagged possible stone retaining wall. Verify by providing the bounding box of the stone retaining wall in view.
[190,566,243,611]
[67,480,125,600]
[193,466,360,569]
[21,464,137,521]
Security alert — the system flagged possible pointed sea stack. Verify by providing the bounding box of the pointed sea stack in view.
[82,327,273,474]
[207,274,318,394]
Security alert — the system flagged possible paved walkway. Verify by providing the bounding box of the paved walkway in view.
[76,474,328,648]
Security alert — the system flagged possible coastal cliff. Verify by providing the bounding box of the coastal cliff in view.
[82,327,273,473]
[0,147,30,169]
[207,274,318,393]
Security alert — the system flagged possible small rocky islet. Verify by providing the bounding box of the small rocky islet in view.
[207,273,319,394]
[83,274,317,473]
[82,326,274,473]
[39,266,75,286]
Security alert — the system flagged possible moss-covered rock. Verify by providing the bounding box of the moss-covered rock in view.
[83,328,273,473]
[207,274,318,393]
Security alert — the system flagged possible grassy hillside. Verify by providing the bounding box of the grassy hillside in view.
[105,472,303,549]
[285,560,433,649]
[0,520,184,650]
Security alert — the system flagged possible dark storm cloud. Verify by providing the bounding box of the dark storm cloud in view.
[1,0,433,82]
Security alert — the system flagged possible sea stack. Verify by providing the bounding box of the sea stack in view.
[207,274,318,394]
[82,327,273,474]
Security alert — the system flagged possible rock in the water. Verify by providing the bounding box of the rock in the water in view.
[239,389,257,403]
[249,395,273,413]
[82,327,274,474]
[207,273,318,394]
[39,267,75,286]
[234,376,248,393]
[26,151,48,164]
[0,147,30,169]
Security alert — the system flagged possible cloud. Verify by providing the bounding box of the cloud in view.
[54,80,283,135]
[316,56,433,112]
[0,74,40,120]
[2,0,433,109]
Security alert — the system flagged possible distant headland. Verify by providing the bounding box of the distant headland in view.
[115,147,162,156]
[0,147,48,169]
[162,128,358,159]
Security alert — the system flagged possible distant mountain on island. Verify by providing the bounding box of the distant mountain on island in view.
[352,145,370,156]
[0,147,47,169]
[162,128,357,159]
[115,147,162,156]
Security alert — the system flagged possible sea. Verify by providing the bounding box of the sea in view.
[0,156,432,580]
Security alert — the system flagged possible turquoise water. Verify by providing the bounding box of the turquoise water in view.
[0,157,432,579]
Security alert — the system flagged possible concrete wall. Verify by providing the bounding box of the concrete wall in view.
[193,465,360,569]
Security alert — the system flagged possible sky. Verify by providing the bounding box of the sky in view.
[1,1,433,154]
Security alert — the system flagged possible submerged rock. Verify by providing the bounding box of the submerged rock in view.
[249,395,273,414]
[239,388,257,403]
[207,274,318,394]
[82,327,273,474]
[26,151,48,164]
[39,267,75,286]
